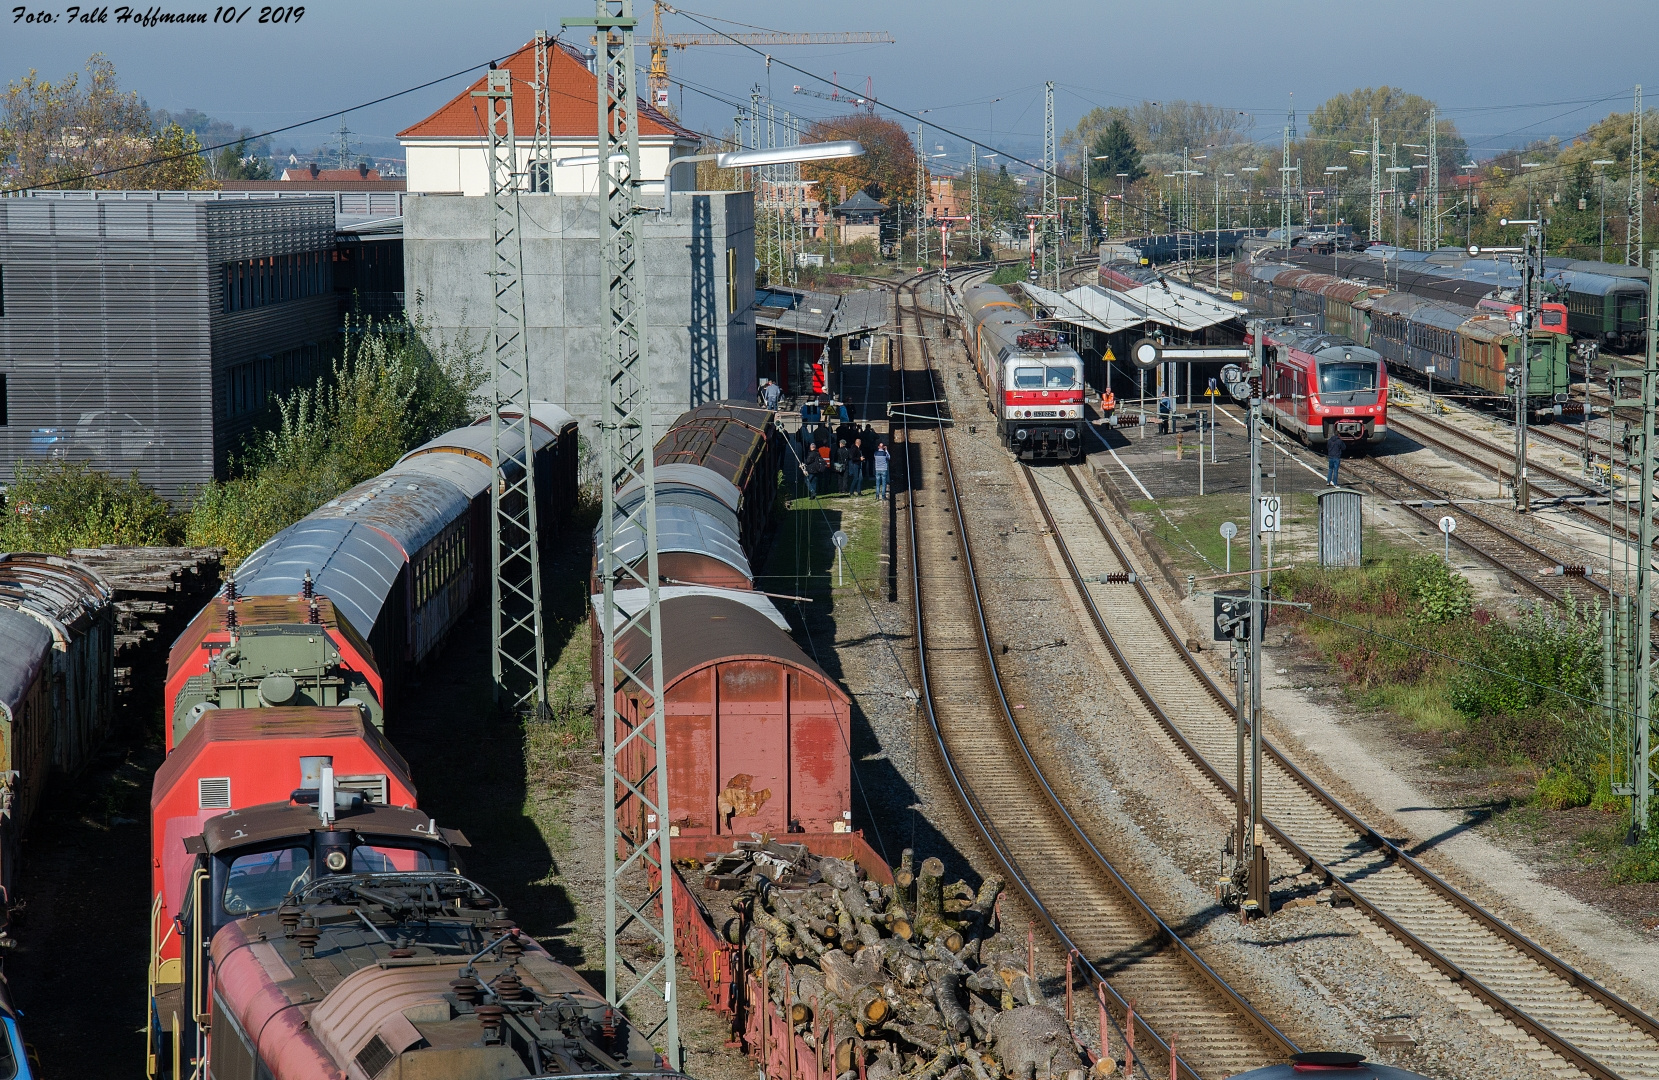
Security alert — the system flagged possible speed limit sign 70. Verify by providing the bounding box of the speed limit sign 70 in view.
[1257,496,1283,533]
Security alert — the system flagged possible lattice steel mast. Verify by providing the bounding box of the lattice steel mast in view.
[1369,118,1382,243]
[969,143,981,254]
[1280,108,1297,244]
[532,30,552,191]
[1427,108,1440,250]
[1042,81,1060,287]
[1630,85,1644,267]
[472,70,548,713]
[563,0,679,1060]
[915,122,928,266]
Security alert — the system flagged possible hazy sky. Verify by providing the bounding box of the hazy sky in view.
[5,0,1656,165]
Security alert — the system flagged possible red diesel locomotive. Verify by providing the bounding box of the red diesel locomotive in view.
[1257,327,1389,449]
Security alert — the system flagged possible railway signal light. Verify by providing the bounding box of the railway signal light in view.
[1214,590,1250,641]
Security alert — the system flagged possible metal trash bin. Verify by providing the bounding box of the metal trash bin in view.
[1319,487,1363,567]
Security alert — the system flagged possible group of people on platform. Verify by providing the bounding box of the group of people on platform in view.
[759,381,890,502]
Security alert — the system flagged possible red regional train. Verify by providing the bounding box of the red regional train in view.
[1255,327,1390,449]
[960,283,1086,459]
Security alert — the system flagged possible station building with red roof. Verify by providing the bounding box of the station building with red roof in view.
[397,38,700,196]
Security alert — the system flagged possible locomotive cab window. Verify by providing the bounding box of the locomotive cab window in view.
[1044,366,1079,389]
[1318,363,1378,394]
[220,846,311,917]
[1013,367,1046,389]
[351,844,449,874]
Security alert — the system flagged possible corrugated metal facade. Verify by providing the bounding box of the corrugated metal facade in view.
[0,192,338,500]
[1319,488,1364,568]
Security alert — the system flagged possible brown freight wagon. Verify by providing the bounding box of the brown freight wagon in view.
[609,594,852,842]
[655,402,782,560]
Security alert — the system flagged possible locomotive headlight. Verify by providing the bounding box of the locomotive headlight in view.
[325,849,349,872]
[1016,428,1029,441]
[1063,428,1077,440]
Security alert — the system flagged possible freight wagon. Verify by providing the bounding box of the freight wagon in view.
[0,554,114,895]
[608,594,853,844]
[590,401,784,689]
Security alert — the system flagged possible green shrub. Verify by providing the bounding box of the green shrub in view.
[1405,556,1472,626]
[1535,765,1591,810]
[0,460,181,553]
[1448,598,1600,721]
[188,312,482,562]
[988,263,1025,285]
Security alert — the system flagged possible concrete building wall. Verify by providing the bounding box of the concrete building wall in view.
[0,192,338,500]
[404,190,755,438]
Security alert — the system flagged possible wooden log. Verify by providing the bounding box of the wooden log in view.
[988,1005,1082,1080]
[889,1022,949,1054]
[961,877,1004,935]
[883,884,914,940]
[927,962,974,1040]
[916,857,945,922]
[895,849,916,892]
[901,1044,959,1080]
[967,994,999,1042]
[855,986,892,1027]
[752,906,799,957]
[772,893,829,959]
[883,947,928,988]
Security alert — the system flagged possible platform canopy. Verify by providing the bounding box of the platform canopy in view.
[756,286,889,339]
[1022,281,1244,335]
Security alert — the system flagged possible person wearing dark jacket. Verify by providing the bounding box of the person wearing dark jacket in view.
[1326,431,1344,486]
[803,443,828,497]
[814,422,834,453]
[836,421,857,451]
[832,440,851,493]
[861,423,878,451]
[848,438,866,496]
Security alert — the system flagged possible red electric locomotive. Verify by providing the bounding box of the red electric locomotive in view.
[1257,328,1389,449]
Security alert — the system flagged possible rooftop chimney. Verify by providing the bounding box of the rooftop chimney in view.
[308,162,320,179]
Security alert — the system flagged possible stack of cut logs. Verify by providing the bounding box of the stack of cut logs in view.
[68,546,223,709]
[708,847,1089,1080]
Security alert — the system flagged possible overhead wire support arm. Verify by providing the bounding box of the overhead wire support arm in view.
[565,0,680,1061]
[472,69,549,716]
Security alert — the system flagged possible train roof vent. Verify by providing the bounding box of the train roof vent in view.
[336,773,388,805]
[198,776,232,810]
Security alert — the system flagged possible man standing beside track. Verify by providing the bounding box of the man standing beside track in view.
[1326,431,1344,486]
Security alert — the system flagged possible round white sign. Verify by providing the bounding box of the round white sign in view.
[1219,521,1238,540]
[1438,515,1456,535]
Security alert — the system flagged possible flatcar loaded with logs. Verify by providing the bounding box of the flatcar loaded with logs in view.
[669,836,1090,1080]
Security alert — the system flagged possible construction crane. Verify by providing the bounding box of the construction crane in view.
[645,2,892,111]
[792,75,875,114]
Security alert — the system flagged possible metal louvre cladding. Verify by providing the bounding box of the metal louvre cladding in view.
[0,193,336,500]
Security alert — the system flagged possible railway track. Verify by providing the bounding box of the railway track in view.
[1018,457,1659,1080]
[892,274,1291,1080]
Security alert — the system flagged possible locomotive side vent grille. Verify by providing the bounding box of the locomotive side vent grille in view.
[198,777,232,809]
[355,1034,395,1078]
[336,774,388,805]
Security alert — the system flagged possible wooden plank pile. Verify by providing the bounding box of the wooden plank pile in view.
[696,843,1088,1080]
[68,546,223,707]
